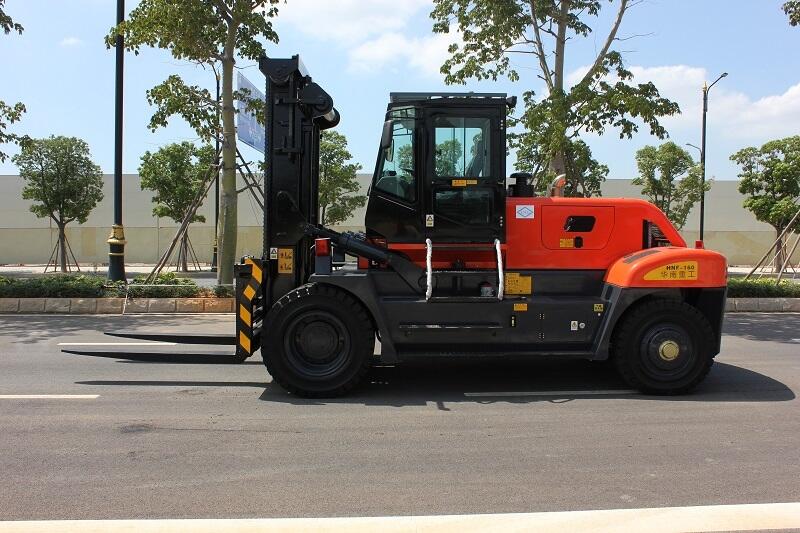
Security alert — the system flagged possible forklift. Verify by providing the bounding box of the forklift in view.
[118,55,728,397]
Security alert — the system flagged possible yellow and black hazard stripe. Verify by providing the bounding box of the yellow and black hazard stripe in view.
[235,257,264,358]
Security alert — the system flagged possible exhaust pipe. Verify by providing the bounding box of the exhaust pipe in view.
[548,174,567,197]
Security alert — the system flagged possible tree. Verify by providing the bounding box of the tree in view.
[318,131,365,226]
[0,0,25,163]
[633,142,708,230]
[516,136,608,196]
[107,0,279,285]
[731,136,800,269]
[13,136,104,272]
[139,142,214,271]
[784,1,800,25]
[431,0,679,196]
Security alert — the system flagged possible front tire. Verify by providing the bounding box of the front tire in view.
[262,284,374,397]
[612,299,715,395]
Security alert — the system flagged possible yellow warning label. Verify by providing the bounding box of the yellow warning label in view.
[278,248,294,274]
[505,272,532,295]
[466,179,477,185]
[559,238,574,248]
[594,303,604,312]
[452,179,467,187]
[513,303,528,312]
[644,261,698,281]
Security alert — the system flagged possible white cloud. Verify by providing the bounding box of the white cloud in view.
[276,0,454,78]
[347,30,455,78]
[277,0,431,45]
[59,37,82,47]
[566,64,800,144]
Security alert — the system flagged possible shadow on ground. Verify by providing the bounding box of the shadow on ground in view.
[0,314,232,344]
[74,355,794,407]
[723,313,800,344]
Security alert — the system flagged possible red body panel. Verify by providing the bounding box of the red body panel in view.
[504,197,685,270]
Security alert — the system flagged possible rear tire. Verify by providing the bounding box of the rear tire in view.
[262,283,374,397]
[612,299,714,395]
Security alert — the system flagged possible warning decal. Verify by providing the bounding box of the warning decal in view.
[644,261,698,281]
[425,214,435,227]
[559,238,574,248]
[513,303,528,312]
[505,272,532,295]
[277,248,294,274]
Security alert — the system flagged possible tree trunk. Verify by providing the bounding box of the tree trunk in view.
[179,234,189,272]
[216,22,239,286]
[57,223,67,273]
[774,227,786,273]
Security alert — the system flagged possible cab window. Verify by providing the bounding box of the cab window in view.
[433,117,491,178]
[374,117,415,202]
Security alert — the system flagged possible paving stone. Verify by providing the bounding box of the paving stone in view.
[204,298,234,313]
[734,298,759,312]
[147,299,176,313]
[0,298,19,313]
[124,299,149,313]
[96,298,124,314]
[757,298,782,312]
[44,298,70,313]
[70,298,97,314]
[176,299,205,313]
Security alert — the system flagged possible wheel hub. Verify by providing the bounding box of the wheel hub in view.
[297,320,341,362]
[658,340,680,361]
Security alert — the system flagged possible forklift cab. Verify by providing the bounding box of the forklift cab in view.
[365,93,513,243]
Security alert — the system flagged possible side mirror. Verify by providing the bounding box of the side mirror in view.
[380,120,393,149]
[385,139,394,162]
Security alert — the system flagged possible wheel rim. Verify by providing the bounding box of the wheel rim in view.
[283,310,351,379]
[639,322,694,381]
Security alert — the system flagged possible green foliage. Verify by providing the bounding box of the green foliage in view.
[784,1,800,25]
[13,136,104,226]
[0,100,25,163]
[0,1,25,163]
[319,131,365,225]
[730,136,800,234]
[0,275,106,298]
[634,142,709,229]
[126,272,202,298]
[516,137,608,197]
[139,142,214,223]
[727,278,800,298]
[434,139,463,176]
[0,0,23,35]
[431,0,679,194]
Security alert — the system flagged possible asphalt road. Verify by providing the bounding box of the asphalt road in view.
[0,313,798,520]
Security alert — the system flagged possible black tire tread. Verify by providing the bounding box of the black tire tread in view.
[612,299,714,395]
[263,283,374,398]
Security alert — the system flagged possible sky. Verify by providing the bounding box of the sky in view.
[1,0,799,182]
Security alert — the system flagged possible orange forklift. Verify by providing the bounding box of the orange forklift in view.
[117,55,728,397]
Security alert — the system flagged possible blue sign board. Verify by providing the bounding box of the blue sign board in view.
[237,72,266,154]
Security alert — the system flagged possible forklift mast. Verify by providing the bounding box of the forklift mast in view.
[258,55,340,309]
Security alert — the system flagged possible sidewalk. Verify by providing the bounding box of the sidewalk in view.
[0,264,219,287]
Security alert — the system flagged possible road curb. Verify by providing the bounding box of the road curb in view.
[0,297,235,314]
[1,297,799,314]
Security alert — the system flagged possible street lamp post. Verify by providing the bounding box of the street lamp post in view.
[107,0,127,282]
[699,72,728,242]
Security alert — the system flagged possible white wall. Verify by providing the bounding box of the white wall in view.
[0,173,794,266]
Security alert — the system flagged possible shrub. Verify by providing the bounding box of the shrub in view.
[0,274,106,298]
[124,272,202,298]
[727,277,800,298]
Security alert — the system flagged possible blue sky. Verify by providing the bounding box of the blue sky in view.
[1,0,799,182]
